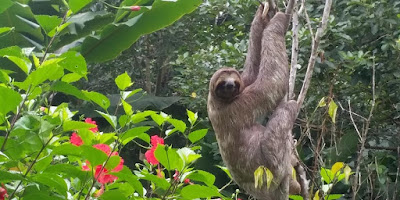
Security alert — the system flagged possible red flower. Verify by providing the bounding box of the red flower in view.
[173,170,179,181]
[150,135,164,146]
[94,166,118,184]
[145,147,158,165]
[184,178,191,184]
[70,132,83,146]
[0,184,8,200]
[93,144,111,155]
[130,6,141,11]
[145,135,165,165]
[85,118,98,133]
[82,144,124,184]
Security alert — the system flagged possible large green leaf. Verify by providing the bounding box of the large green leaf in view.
[0,0,13,15]
[180,185,221,199]
[154,145,183,171]
[0,170,24,182]
[81,0,202,63]
[120,126,151,145]
[53,11,113,50]
[50,81,89,101]
[69,0,93,13]
[34,15,62,37]
[0,86,22,115]
[0,3,44,48]
[32,173,68,197]
[186,170,215,186]
[109,166,144,196]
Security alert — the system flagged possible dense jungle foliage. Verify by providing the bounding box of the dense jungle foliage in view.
[0,0,399,199]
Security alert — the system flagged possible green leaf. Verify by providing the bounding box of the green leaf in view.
[180,185,221,199]
[0,170,24,182]
[216,165,232,179]
[187,109,198,125]
[318,97,326,107]
[63,120,96,132]
[100,190,127,200]
[186,170,215,186]
[167,118,186,134]
[289,195,303,200]
[34,15,62,36]
[52,143,82,156]
[0,86,22,115]
[326,194,344,200]
[115,72,133,90]
[264,167,274,189]
[110,166,143,196]
[96,110,117,129]
[81,145,108,166]
[0,3,44,48]
[51,81,89,101]
[5,55,31,74]
[44,164,87,180]
[83,91,110,110]
[32,173,68,197]
[105,155,121,171]
[34,154,53,173]
[320,168,333,184]
[343,165,352,184]
[120,126,151,145]
[254,166,264,189]
[0,0,13,15]
[59,51,88,79]
[141,173,170,190]
[0,27,13,35]
[150,112,167,126]
[177,147,201,165]
[188,129,208,143]
[121,99,133,115]
[81,0,202,63]
[154,145,183,171]
[328,100,338,123]
[69,0,92,13]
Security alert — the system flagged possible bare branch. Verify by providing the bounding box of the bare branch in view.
[351,58,376,200]
[288,0,300,99]
[296,0,332,110]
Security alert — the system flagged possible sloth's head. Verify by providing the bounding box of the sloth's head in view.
[209,67,243,102]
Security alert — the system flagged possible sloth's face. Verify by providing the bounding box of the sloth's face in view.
[214,71,242,101]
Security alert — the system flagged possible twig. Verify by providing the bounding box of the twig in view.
[296,0,332,110]
[8,136,54,199]
[288,0,299,99]
[393,147,400,200]
[351,58,376,200]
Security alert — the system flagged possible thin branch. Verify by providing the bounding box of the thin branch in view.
[351,59,376,200]
[288,0,299,99]
[296,0,332,110]
[393,147,400,200]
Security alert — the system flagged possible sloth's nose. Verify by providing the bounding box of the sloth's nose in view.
[225,81,235,89]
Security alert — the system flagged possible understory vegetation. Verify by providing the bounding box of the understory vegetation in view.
[0,0,399,199]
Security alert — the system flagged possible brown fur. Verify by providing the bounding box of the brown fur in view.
[207,7,300,200]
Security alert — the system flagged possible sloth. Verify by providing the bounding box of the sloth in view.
[207,6,301,200]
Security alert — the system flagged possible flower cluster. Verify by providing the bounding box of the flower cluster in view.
[0,184,7,200]
[69,118,124,184]
[144,135,164,165]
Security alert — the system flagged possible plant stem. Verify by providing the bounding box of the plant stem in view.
[8,136,54,199]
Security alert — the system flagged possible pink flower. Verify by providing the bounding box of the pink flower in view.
[93,184,104,197]
[70,132,83,146]
[184,178,191,184]
[173,170,179,181]
[0,184,8,200]
[93,144,111,155]
[130,6,141,11]
[145,135,165,165]
[85,118,98,133]
[82,144,124,184]
[150,135,164,146]
[145,147,158,165]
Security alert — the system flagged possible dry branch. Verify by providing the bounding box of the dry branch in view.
[296,0,332,110]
